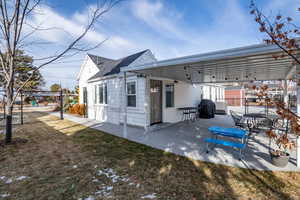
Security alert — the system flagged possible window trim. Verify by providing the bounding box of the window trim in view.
[95,82,108,105]
[94,85,98,104]
[165,84,175,108]
[126,81,137,107]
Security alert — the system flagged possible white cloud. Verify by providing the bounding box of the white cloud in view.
[27,5,135,51]
[131,0,186,40]
[129,0,259,58]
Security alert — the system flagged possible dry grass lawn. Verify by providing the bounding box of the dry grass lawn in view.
[0,112,300,200]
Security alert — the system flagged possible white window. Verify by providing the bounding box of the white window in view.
[127,82,136,107]
[98,83,107,104]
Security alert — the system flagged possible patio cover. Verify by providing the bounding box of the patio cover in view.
[121,43,298,83]
[120,42,300,168]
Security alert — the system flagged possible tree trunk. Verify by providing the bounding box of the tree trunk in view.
[5,84,14,144]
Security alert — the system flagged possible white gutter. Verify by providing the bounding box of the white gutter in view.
[121,43,282,72]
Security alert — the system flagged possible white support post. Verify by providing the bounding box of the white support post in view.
[123,72,128,138]
[144,76,150,131]
[297,136,300,168]
[283,79,288,105]
[296,65,300,167]
[240,86,244,108]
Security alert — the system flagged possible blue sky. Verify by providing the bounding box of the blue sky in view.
[26,0,300,89]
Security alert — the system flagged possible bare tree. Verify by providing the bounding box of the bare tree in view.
[249,1,300,157]
[0,0,121,144]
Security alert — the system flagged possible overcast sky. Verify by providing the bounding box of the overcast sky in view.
[26,0,300,89]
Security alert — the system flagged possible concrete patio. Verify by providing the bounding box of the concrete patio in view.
[50,112,299,172]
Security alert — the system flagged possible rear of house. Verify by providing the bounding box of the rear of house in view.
[77,50,202,129]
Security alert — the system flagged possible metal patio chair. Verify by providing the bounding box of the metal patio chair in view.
[230,110,247,128]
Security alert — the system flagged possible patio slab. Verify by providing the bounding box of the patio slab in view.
[50,112,299,171]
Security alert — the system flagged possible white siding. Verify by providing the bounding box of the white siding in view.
[119,76,147,127]
[78,56,100,104]
[161,80,201,123]
[129,50,157,67]
[84,75,147,127]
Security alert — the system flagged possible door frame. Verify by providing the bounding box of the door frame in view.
[150,79,163,125]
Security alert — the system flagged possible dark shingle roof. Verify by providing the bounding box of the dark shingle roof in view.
[87,50,148,81]
[87,54,116,68]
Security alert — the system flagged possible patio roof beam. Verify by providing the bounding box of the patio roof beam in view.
[189,61,292,72]
[187,54,293,68]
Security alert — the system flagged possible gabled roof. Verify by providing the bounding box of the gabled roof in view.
[87,54,116,69]
[87,50,148,81]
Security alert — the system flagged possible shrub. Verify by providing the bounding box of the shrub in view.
[69,104,85,115]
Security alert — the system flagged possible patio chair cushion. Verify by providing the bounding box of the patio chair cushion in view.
[205,138,245,149]
[208,126,247,138]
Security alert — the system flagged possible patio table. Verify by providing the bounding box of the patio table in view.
[177,107,197,121]
[243,113,277,131]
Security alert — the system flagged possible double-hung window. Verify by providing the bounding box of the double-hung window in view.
[165,84,174,108]
[127,82,136,107]
[98,83,107,104]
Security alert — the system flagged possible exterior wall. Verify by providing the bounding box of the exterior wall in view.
[78,56,100,104]
[119,76,147,127]
[86,75,147,127]
[160,80,201,123]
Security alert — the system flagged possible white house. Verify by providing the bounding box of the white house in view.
[77,50,202,128]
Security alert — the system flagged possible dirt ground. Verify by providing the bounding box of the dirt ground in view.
[0,112,299,200]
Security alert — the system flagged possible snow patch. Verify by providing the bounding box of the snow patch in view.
[73,165,78,169]
[78,196,95,200]
[5,178,12,184]
[0,193,10,198]
[94,185,113,197]
[97,168,126,183]
[141,193,157,199]
[16,176,28,181]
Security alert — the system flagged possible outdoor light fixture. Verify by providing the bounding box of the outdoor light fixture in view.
[198,71,201,74]
[236,77,238,80]
[174,80,178,84]
[212,75,215,78]
[225,77,228,80]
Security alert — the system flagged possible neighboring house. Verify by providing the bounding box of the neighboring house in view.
[224,81,296,106]
[224,86,245,106]
[77,50,202,129]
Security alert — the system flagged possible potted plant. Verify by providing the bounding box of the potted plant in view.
[266,128,294,167]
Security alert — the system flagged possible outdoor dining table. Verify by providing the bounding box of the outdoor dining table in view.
[243,113,278,131]
[177,107,198,121]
